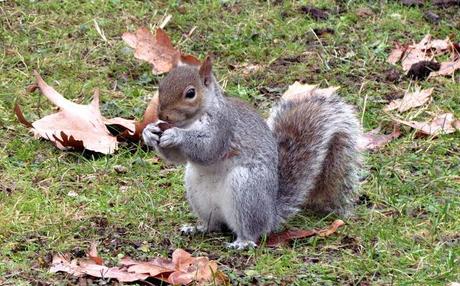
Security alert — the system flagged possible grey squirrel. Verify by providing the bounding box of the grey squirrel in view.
[142,56,361,249]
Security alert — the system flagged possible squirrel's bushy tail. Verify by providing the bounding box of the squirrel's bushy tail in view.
[267,90,361,222]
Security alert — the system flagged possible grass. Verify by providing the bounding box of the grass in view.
[1,0,459,285]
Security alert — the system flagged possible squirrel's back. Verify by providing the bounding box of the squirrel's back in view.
[268,92,361,221]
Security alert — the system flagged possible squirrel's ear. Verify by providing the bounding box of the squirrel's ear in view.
[199,55,213,87]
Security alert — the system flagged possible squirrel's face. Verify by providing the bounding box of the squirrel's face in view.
[157,57,213,127]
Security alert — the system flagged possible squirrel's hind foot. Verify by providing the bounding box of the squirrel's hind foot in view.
[179,224,207,236]
[225,239,257,250]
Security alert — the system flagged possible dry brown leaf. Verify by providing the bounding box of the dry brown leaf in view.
[172,248,195,271]
[388,34,457,75]
[359,125,401,151]
[88,242,103,265]
[127,261,174,277]
[124,249,227,285]
[318,219,345,237]
[103,117,135,134]
[430,38,454,54]
[15,71,119,154]
[401,46,432,72]
[266,219,345,247]
[282,81,339,101]
[122,27,200,75]
[106,93,159,142]
[384,87,434,113]
[16,72,158,152]
[50,254,149,282]
[51,246,228,285]
[429,59,460,78]
[393,113,460,136]
[387,44,406,65]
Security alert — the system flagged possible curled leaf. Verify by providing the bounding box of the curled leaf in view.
[122,27,200,74]
[384,87,434,113]
[50,254,149,282]
[51,245,228,285]
[388,34,458,77]
[282,81,339,101]
[387,44,406,65]
[266,219,345,247]
[88,242,103,265]
[16,72,119,154]
[393,113,460,136]
[429,59,460,78]
[359,125,401,151]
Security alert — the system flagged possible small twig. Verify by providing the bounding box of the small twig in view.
[359,80,368,124]
[159,14,172,29]
[93,19,109,45]
[310,27,331,70]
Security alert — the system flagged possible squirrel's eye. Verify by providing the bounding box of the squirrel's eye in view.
[185,88,196,99]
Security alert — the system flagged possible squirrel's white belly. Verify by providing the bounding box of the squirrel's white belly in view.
[184,161,234,227]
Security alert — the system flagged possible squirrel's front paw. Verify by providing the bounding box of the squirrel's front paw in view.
[159,128,182,148]
[225,239,257,250]
[142,122,162,148]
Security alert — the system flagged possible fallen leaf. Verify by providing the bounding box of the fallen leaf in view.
[266,219,345,247]
[388,35,457,75]
[393,113,460,136]
[359,125,401,151]
[168,258,220,285]
[429,58,460,78]
[50,254,149,282]
[384,87,434,112]
[430,38,454,54]
[124,249,227,285]
[14,101,33,128]
[387,44,406,65]
[15,71,119,154]
[16,72,159,151]
[318,219,345,237]
[401,46,432,72]
[103,117,135,135]
[51,246,228,285]
[172,248,195,272]
[88,242,103,265]
[108,93,160,142]
[281,81,339,101]
[126,260,174,277]
[122,27,200,75]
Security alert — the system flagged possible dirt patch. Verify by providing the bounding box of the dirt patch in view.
[0,180,16,195]
[384,68,402,83]
[357,194,373,208]
[219,253,255,270]
[299,5,329,20]
[339,235,363,254]
[384,90,404,102]
[440,233,460,246]
[268,54,313,74]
